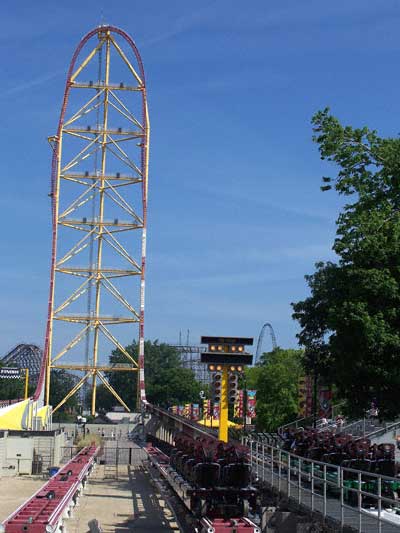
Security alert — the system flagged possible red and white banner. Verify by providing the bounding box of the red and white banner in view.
[247,390,257,419]
[212,404,220,420]
[192,403,200,420]
[234,390,243,418]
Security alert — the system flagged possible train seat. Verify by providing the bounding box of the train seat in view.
[176,453,189,474]
[221,462,250,488]
[183,457,197,482]
[194,462,220,488]
[374,459,395,477]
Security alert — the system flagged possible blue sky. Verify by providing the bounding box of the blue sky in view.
[1,0,400,355]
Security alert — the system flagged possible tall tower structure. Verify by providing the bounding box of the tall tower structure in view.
[43,26,149,414]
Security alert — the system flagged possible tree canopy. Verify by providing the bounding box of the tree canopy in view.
[245,348,303,431]
[292,108,400,418]
[96,340,203,411]
[50,369,79,411]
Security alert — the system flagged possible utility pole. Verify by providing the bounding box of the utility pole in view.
[24,368,29,400]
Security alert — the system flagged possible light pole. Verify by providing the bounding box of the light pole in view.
[201,336,253,443]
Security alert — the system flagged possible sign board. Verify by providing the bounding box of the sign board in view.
[201,353,253,365]
[201,336,253,345]
[0,368,22,379]
[200,335,253,365]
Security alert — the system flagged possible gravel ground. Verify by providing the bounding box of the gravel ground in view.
[0,476,45,522]
[67,464,180,532]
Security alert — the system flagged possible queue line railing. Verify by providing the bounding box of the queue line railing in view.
[246,438,400,533]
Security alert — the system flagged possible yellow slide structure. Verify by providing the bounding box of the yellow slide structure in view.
[0,400,32,430]
[37,405,51,429]
[0,400,51,430]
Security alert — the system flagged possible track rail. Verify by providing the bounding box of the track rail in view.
[2,445,98,533]
[199,518,260,532]
[145,445,260,533]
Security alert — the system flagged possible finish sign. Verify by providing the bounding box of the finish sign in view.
[0,367,22,379]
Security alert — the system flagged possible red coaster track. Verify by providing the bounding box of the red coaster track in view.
[2,445,98,533]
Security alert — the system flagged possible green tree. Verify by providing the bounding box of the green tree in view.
[50,369,79,414]
[91,384,114,412]
[245,348,303,431]
[101,340,203,410]
[292,108,400,418]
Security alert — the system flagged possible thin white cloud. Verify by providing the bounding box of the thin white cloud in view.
[151,243,335,273]
[179,181,334,223]
[141,1,217,48]
[0,70,64,99]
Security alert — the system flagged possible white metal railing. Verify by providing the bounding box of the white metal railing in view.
[366,419,400,441]
[279,416,387,439]
[278,403,346,435]
[338,418,385,438]
[246,438,400,532]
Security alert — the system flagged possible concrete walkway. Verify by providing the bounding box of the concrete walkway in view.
[68,464,180,532]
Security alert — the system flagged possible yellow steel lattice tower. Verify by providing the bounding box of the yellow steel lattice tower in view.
[44,26,149,414]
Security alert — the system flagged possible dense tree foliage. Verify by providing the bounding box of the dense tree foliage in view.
[90,383,114,412]
[98,340,203,410]
[50,369,80,421]
[292,108,400,418]
[245,348,303,431]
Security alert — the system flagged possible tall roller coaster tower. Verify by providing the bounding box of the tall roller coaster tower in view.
[44,26,149,414]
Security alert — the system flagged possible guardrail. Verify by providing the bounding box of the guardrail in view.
[280,416,389,441]
[337,418,385,438]
[149,405,218,440]
[61,445,146,466]
[246,438,400,533]
[248,432,281,447]
[278,404,345,434]
[279,414,317,433]
[366,419,400,442]
[2,445,98,533]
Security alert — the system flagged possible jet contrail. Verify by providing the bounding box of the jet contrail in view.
[0,69,65,98]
